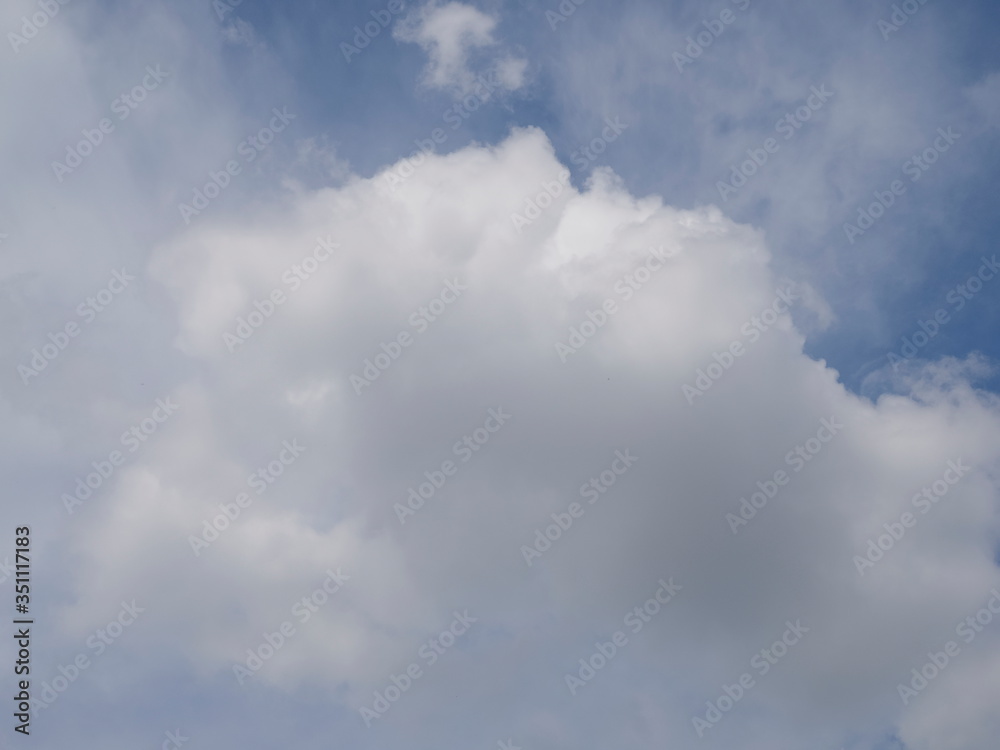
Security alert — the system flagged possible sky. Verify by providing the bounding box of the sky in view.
[1,0,999,749]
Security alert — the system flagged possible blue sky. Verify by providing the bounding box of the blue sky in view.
[2,1,1000,749]
[202,0,1000,396]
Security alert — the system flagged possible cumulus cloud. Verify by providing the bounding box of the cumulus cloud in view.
[49,127,1000,748]
[394,1,528,96]
[3,1,1000,748]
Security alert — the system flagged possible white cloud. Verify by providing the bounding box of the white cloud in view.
[3,1,999,747]
[394,1,528,96]
[50,127,1000,748]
